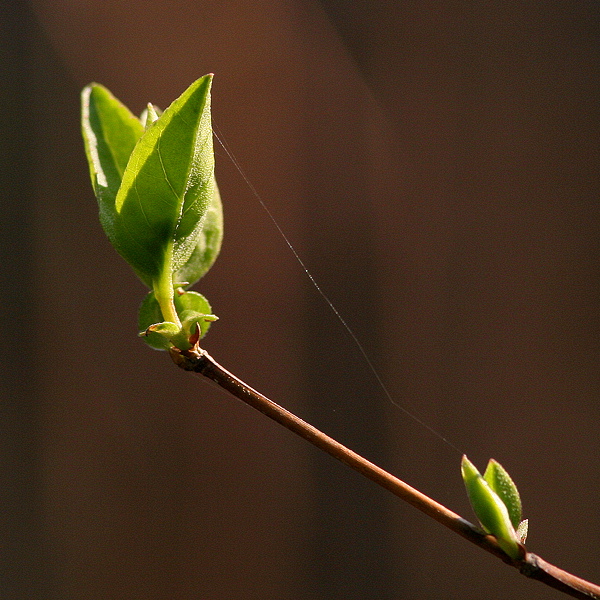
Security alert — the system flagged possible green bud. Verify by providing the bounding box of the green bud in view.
[483,459,522,529]
[461,456,523,559]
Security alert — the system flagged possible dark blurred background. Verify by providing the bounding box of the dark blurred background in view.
[1,1,599,598]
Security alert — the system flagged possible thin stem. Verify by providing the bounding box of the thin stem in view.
[170,345,600,600]
[153,243,180,327]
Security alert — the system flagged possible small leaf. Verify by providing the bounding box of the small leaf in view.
[81,83,144,257]
[175,179,223,287]
[484,459,522,529]
[145,321,180,337]
[461,456,522,559]
[115,74,215,286]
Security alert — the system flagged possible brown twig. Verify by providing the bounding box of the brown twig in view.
[171,345,600,600]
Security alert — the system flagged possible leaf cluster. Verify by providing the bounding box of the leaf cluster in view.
[81,76,222,351]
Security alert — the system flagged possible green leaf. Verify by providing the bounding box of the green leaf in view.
[115,74,215,287]
[138,289,216,351]
[81,83,145,258]
[144,321,181,345]
[461,456,522,559]
[483,459,522,529]
[175,179,223,287]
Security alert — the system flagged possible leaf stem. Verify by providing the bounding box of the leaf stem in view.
[170,346,600,600]
[153,243,181,327]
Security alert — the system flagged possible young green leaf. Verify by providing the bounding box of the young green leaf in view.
[175,180,223,288]
[115,74,215,289]
[144,321,181,345]
[461,455,522,559]
[81,83,145,257]
[483,459,522,529]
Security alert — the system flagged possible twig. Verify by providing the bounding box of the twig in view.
[170,345,600,600]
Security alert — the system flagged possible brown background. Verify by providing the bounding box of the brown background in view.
[1,1,599,598]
